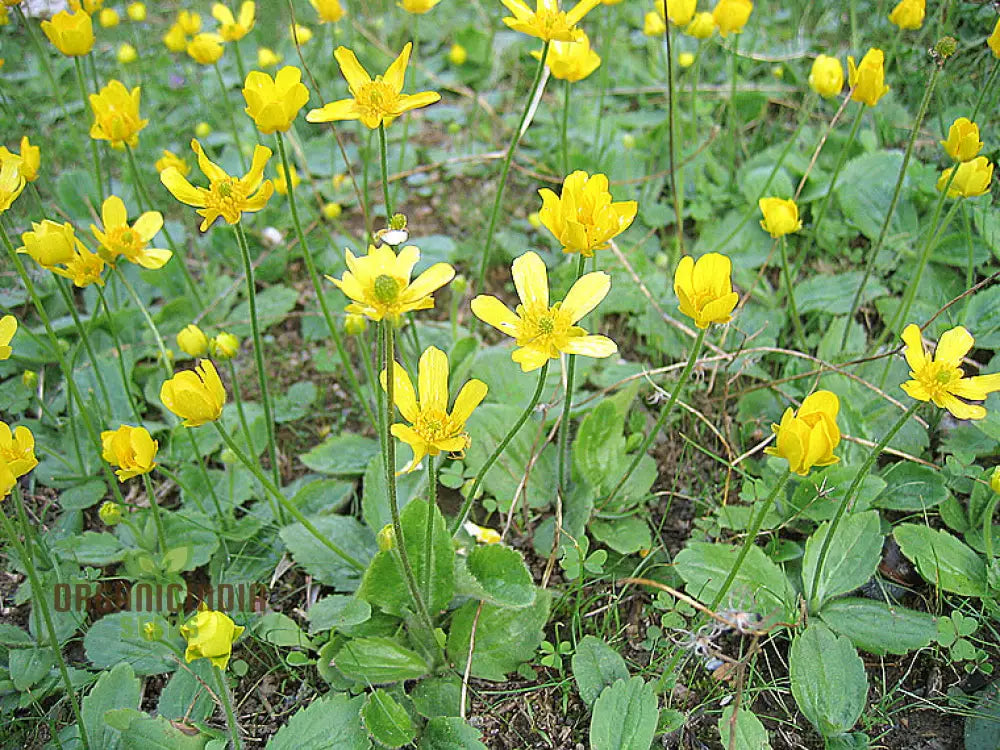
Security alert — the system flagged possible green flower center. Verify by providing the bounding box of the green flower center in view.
[537,316,555,334]
[373,274,401,304]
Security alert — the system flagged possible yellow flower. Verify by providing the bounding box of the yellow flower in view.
[310,0,345,23]
[160,139,274,231]
[257,47,282,67]
[18,222,105,287]
[381,346,488,473]
[643,10,666,35]
[991,466,1000,495]
[847,48,889,107]
[327,244,455,323]
[500,0,601,43]
[290,23,313,43]
[936,157,994,198]
[758,197,802,238]
[101,425,158,481]
[89,80,149,149]
[664,0,697,26]
[242,66,310,134]
[0,422,37,497]
[400,0,442,12]
[471,251,617,372]
[685,11,714,38]
[888,0,923,30]
[673,252,739,329]
[155,149,190,176]
[322,201,343,220]
[274,163,301,196]
[127,2,146,22]
[306,43,441,129]
[900,324,1000,420]
[678,52,695,67]
[808,54,843,98]
[177,324,209,357]
[0,136,37,184]
[68,0,102,13]
[160,359,226,426]
[941,117,982,163]
[177,9,202,34]
[210,332,239,359]
[990,17,1000,59]
[187,33,225,65]
[712,0,753,36]
[531,31,601,82]
[41,10,95,56]
[0,159,25,212]
[117,43,138,64]
[0,315,15,360]
[98,7,118,27]
[0,11,5,27]
[538,171,638,257]
[180,608,244,670]
[763,391,841,475]
[91,195,172,269]
[163,23,187,53]
[212,2,254,41]
[463,521,502,544]
[61,248,108,287]
[448,43,468,66]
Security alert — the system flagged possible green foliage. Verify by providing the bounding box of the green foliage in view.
[802,510,883,610]
[789,624,868,739]
[718,705,772,750]
[818,598,937,656]
[266,694,371,749]
[361,689,416,748]
[589,677,658,750]
[893,524,988,596]
[571,635,630,708]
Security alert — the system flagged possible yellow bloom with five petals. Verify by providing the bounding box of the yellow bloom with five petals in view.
[712,0,753,36]
[758,197,802,238]
[18,221,106,287]
[101,425,158,481]
[177,9,202,34]
[306,43,441,129]
[941,117,982,163]
[538,171,637,257]
[310,0,345,22]
[0,137,40,182]
[242,66,310,134]
[531,31,601,82]
[212,2,254,41]
[888,0,923,30]
[89,80,149,149]
[41,10,94,56]
[763,391,841,475]
[847,48,889,107]
[685,11,715,39]
[160,139,274,231]
[0,422,37,497]
[673,252,739,329]
[160,359,226,426]
[381,346,488,473]
[500,0,601,42]
[0,316,15,360]
[0,160,25,213]
[180,608,244,670]
[471,251,617,372]
[91,196,172,269]
[187,33,225,65]
[936,157,993,198]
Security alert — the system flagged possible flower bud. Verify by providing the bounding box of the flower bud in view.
[758,197,802,238]
[127,2,146,22]
[847,48,890,107]
[679,52,695,68]
[991,467,1000,495]
[180,608,244,670]
[344,313,367,336]
[211,332,239,360]
[643,11,666,36]
[142,621,163,641]
[99,501,123,526]
[685,11,714,39]
[808,54,844,98]
[941,117,982,163]
[117,43,138,64]
[673,252,739,329]
[98,7,118,27]
[888,0,923,30]
[22,370,37,389]
[195,121,212,138]
[622,133,636,150]
[322,201,342,220]
[451,275,468,295]
[448,43,467,66]
[764,391,841,475]
[257,47,282,68]
[176,324,209,357]
[712,0,754,37]
[376,524,395,551]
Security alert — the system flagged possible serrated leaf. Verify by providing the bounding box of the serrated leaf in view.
[893,523,988,596]
[572,635,630,707]
[52,531,127,565]
[789,623,867,738]
[802,510,883,610]
[83,662,142,750]
[266,694,371,749]
[590,677,658,750]
[9,646,53,690]
[411,677,463,719]
[464,544,536,608]
[818,598,936,656]
[333,637,429,683]
[362,689,415,748]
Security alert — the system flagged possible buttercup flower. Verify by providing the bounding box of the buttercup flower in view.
[500,0,601,43]
[991,466,1000,495]
[98,7,118,26]
[0,422,37,496]
[41,9,94,56]
[448,43,468,66]
[673,252,739,329]
[663,0,697,26]
[127,2,146,22]
[91,195,172,269]
[888,0,923,30]
[990,17,1000,59]
[163,23,188,53]
[155,150,190,176]
[538,171,637,257]
[187,33,224,65]
[848,48,889,107]
[180,608,244,670]
[177,9,202,34]
[290,23,313,43]
[401,0,442,11]
[242,66,310,134]
[160,139,274,230]
[327,244,455,323]
[758,197,802,238]
[310,0,345,22]
[160,359,226,426]
[941,117,982,163]
[381,346,488,473]
[712,0,753,36]
[210,332,239,359]
[89,80,149,149]
[257,47,281,67]
[809,54,843,98]
[763,391,841,475]
[117,43,138,64]
[679,52,695,67]
[177,324,210,357]
[0,160,25,212]
[531,31,601,82]
[18,222,105,287]
[212,2,254,41]
[685,11,714,38]
[0,137,39,183]
[937,157,993,198]
[900,324,1000,420]
[0,316,15,360]
[101,425,158,481]
[471,251,617,371]
[306,43,441,129]
[68,0,102,12]
[643,11,666,36]
[274,164,300,196]
[464,521,502,545]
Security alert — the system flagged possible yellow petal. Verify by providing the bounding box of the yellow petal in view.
[334,46,371,94]
[512,345,552,372]
[418,345,448,412]
[380,361,418,422]
[451,379,487,425]
[561,271,610,323]
[160,168,206,207]
[305,98,360,123]
[384,42,412,93]
[191,138,228,183]
[101,195,128,228]
[512,251,548,308]
[560,334,617,358]
[934,326,974,368]
[900,324,927,373]
[470,295,519,336]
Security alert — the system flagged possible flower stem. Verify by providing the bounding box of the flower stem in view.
[450,360,549,536]
[475,40,550,297]
[276,133,376,429]
[972,58,1000,122]
[378,122,393,220]
[810,103,865,245]
[660,5,684,259]
[214,62,248,172]
[53,278,114,417]
[807,401,920,609]
[73,56,102,202]
[424,454,437,607]
[778,237,805,349]
[14,5,65,111]
[561,78,570,176]
[225,359,255,462]
[557,255,587,496]
[603,327,707,510]
[840,65,939,350]
[709,470,791,610]
[213,665,243,750]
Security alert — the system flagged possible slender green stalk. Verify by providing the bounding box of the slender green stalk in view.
[475,40,550,296]
[450,361,549,536]
[807,401,920,610]
[972,59,1000,122]
[983,490,998,562]
[423,454,437,607]
[592,8,609,149]
[213,665,243,750]
[778,237,805,349]
[232,40,247,85]
[708,470,792,610]
[276,133,375,428]
[727,35,739,172]
[557,255,587,495]
[660,5,684,259]
[840,66,940,349]
[810,103,865,244]
[14,5,65,110]
[561,78,570,176]
[1,492,90,750]
[233,221,282,498]
[73,56,102,201]
[604,327,707,509]
[378,122,393,220]
[214,62,248,171]
[225,359,255,461]
[54,279,114,417]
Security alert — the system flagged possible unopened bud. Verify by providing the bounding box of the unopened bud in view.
[933,36,957,61]
[211,332,239,360]
[22,370,38,389]
[344,313,367,336]
[99,501,123,526]
[142,621,164,641]
[376,524,395,551]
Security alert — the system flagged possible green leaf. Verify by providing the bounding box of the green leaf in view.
[59,480,108,511]
[9,646,53,690]
[965,683,1000,750]
[589,677,658,750]
[84,612,178,676]
[795,272,889,315]
[464,544,536,608]
[308,595,372,634]
[158,659,214,722]
[874,463,951,511]
[83,662,141,750]
[253,612,311,648]
[274,381,318,423]
[361,452,427,532]
[410,676,463,718]
[53,531,127,566]
[446,590,551,681]
[589,517,651,555]
[835,151,915,242]
[572,635,630,707]
[893,523,988,596]
[279,514,376,590]
[333,637,430,683]
[419,717,488,749]
[818,598,937,656]
[789,623,867,738]
[788,467,885,521]
[228,285,299,336]
[361,689,415,748]
[300,433,379,476]
[802,510,883,610]
[119,714,210,749]
[718,705,772,750]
